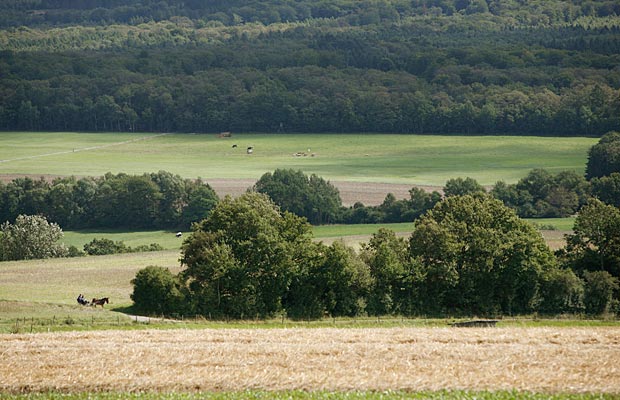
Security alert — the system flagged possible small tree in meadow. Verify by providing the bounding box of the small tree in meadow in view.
[131,266,186,316]
[0,214,67,261]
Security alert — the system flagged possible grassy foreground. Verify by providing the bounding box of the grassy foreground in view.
[0,132,595,185]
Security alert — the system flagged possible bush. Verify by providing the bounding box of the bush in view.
[539,268,584,314]
[583,270,619,315]
[131,266,186,316]
[66,245,85,257]
[132,243,164,252]
[83,238,163,255]
[83,238,128,255]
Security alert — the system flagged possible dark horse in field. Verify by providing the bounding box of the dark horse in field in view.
[91,297,109,307]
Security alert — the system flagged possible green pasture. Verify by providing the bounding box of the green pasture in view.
[313,222,416,238]
[525,217,576,231]
[61,230,186,250]
[0,250,183,307]
[0,132,595,186]
[59,217,573,254]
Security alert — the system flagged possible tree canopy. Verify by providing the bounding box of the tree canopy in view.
[586,131,620,179]
[180,192,314,318]
[0,214,67,260]
[254,169,341,225]
[0,171,219,230]
[409,194,556,315]
[563,198,620,278]
[133,191,597,318]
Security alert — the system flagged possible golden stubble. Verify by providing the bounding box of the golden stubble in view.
[1,327,619,394]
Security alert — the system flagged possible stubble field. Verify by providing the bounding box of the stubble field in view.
[1,327,619,394]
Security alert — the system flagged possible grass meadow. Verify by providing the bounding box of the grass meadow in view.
[61,230,186,250]
[0,132,595,185]
[61,217,574,252]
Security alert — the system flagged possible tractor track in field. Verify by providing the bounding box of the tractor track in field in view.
[0,132,172,164]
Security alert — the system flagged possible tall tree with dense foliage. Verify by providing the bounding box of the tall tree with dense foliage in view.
[254,169,342,224]
[0,214,67,261]
[408,194,556,315]
[563,199,620,278]
[586,132,620,180]
[443,177,486,197]
[180,192,313,318]
[360,228,409,315]
[591,173,620,208]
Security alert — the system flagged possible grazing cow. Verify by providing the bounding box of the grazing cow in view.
[232,144,237,148]
[247,146,253,154]
[176,232,182,238]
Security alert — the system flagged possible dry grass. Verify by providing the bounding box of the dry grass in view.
[1,327,619,394]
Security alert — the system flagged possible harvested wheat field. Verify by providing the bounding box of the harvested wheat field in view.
[1,327,619,394]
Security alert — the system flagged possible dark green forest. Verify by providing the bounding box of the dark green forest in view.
[1,0,619,135]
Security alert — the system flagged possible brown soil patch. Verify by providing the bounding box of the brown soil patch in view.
[1,327,619,394]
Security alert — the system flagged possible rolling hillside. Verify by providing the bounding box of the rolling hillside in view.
[0,0,619,135]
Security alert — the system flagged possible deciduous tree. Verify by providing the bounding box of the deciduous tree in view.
[563,199,620,278]
[0,214,67,261]
[409,195,556,315]
[586,131,620,179]
[180,192,313,318]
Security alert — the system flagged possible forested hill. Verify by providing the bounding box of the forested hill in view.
[1,1,619,135]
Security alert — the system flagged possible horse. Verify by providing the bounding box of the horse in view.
[91,297,109,307]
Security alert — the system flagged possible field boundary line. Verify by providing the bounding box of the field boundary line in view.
[0,132,172,163]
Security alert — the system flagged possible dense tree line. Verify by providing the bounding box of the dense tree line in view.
[132,192,619,318]
[1,1,619,135]
[3,155,615,233]
[2,0,619,29]
[0,171,219,230]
